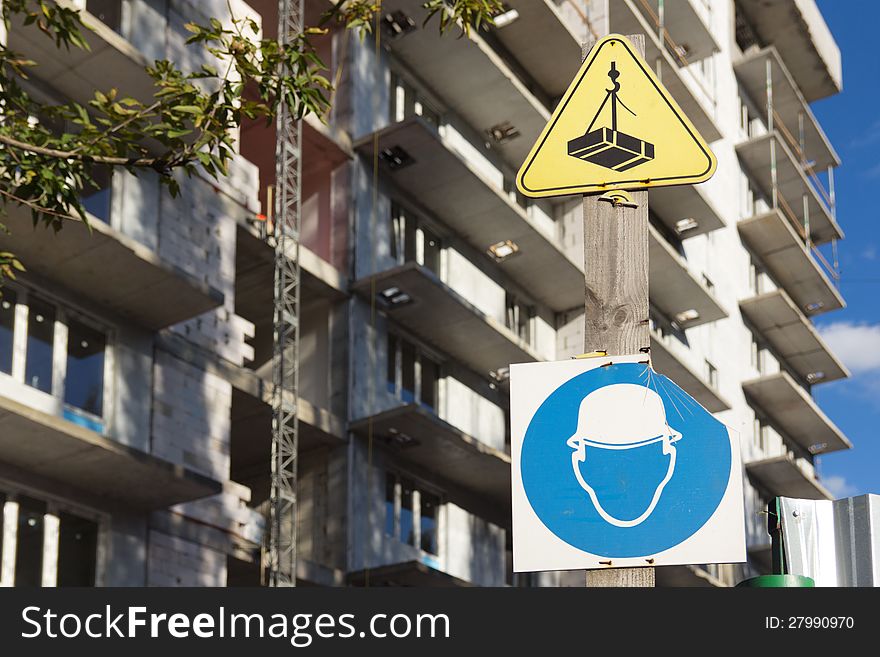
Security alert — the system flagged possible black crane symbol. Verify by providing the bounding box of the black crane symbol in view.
[567,62,655,172]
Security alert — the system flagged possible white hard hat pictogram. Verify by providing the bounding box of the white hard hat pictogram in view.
[566,383,682,527]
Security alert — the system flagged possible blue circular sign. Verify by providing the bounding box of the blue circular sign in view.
[521,363,731,557]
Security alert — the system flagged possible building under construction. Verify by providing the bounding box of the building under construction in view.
[0,0,848,587]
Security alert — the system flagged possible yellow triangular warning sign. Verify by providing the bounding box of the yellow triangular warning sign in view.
[516,34,717,198]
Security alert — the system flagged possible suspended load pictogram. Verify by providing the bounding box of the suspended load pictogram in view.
[516,34,717,198]
[567,62,655,172]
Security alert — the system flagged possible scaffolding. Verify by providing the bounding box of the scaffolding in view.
[267,0,303,587]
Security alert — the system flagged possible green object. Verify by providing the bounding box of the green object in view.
[736,574,815,588]
[735,499,818,587]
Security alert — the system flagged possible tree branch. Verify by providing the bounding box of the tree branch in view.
[0,187,83,223]
[67,99,164,157]
[0,132,163,168]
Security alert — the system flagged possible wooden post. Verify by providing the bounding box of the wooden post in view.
[581,34,655,588]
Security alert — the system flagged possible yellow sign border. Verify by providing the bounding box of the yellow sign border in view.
[516,34,717,198]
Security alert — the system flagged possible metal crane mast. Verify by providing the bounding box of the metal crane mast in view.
[268,0,303,587]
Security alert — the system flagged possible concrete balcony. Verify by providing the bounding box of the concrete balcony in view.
[735,0,842,102]
[649,225,728,329]
[742,371,851,455]
[0,394,221,510]
[157,331,344,454]
[230,387,346,499]
[303,114,355,173]
[740,289,848,384]
[489,0,582,98]
[7,2,155,108]
[609,0,721,142]
[736,132,842,245]
[353,262,540,377]
[348,560,471,587]
[650,182,725,239]
[356,117,584,313]
[350,403,511,506]
[738,210,844,316]
[379,0,550,169]
[746,455,832,500]
[634,0,720,63]
[156,330,346,501]
[3,206,223,330]
[734,47,839,171]
[650,328,730,413]
[235,224,349,322]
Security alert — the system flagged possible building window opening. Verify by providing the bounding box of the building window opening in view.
[401,340,416,403]
[15,496,46,587]
[0,289,16,375]
[384,474,396,538]
[506,294,533,345]
[80,166,113,224]
[389,73,440,127]
[25,296,55,394]
[57,512,98,586]
[390,203,441,275]
[388,333,441,410]
[386,334,399,396]
[420,491,439,555]
[420,357,439,410]
[64,319,106,417]
[751,335,765,374]
[385,473,442,556]
[754,417,768,452]
[705,359,718,389]
[399,478,415,547]
[86,0,123,33]
[422,226,441,274]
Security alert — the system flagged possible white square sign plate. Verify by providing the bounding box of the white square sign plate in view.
[511,355,746,572]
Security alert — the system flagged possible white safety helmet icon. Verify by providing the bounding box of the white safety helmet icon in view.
[566,383,682,528]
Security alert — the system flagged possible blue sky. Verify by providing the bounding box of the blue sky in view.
[807,1,880,497]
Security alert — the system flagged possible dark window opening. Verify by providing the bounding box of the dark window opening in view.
[400,478,415,547]
[80,166,113,224]
[734,2,760,53]
[386,334,398,395]
[420,491,439,555]
[384,473,395,537]
[422,227,441,274]
[86,0,123,33]
[401,341,416,403]
[57,512,98,587]
[0,289,16,375]
[64,320,106,417]
[420,357,439,410]
[25,297,55,394]
[15,496,46,587]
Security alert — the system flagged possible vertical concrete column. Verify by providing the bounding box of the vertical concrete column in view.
[41,511,60,587]
[11,302,27,383]
[52,319,69,400]
[412,489,422,551]
[1,500,19,586]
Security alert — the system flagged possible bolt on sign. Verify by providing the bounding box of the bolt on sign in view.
[516,34,717,198]
[510,356,746,571]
